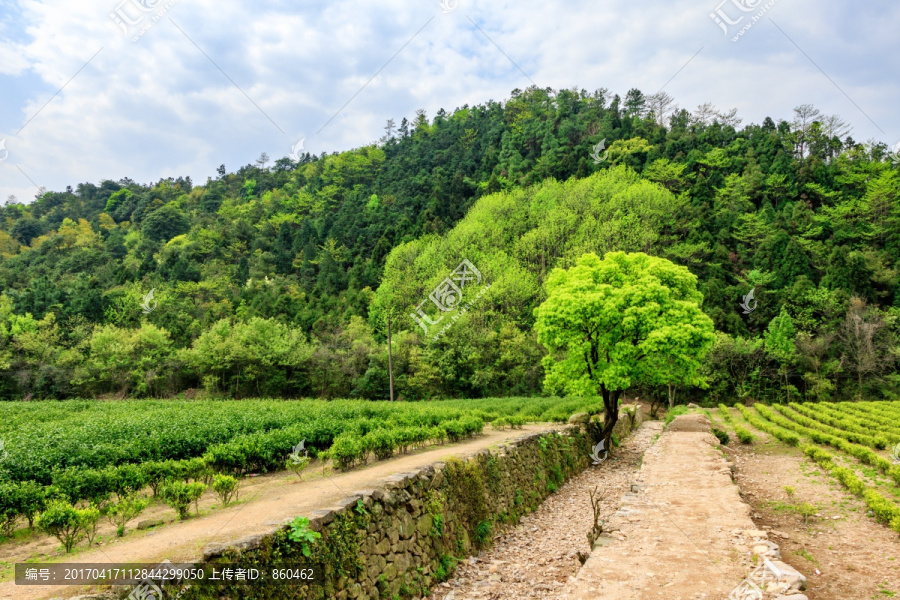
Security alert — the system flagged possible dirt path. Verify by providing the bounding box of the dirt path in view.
[562,413,765,599]
[0,425,559,600]
[727,411,900,599]
[428,419,663,600]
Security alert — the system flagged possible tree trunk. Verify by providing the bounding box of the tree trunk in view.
[667,383,676,409]
[599,383,622,451]
[387,314,395,402]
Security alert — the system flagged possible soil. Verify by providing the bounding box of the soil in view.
[724,409,900,600]
[0,424,559,600]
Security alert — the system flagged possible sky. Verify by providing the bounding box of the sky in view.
[0,0,898,203]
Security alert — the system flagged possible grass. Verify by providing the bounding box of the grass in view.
[794,548,818,564]
[664,405,689,426]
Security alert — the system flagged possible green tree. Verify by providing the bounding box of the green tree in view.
[141,205,189,242]
[764,306,797,400]
[534,252,715,446]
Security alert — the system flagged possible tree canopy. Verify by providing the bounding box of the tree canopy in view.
[535,252,716,441]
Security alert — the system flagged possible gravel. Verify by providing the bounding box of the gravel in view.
[428,420,662,600]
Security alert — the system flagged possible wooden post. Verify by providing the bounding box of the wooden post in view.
[387,313,395,402]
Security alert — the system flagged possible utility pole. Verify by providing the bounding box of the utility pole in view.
[387,313,395,402]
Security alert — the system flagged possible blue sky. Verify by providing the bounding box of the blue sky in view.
[1,0,898,203]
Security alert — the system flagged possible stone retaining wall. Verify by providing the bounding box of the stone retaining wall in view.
[133,407,643,600]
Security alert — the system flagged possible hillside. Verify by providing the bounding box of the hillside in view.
[0,86,898,402]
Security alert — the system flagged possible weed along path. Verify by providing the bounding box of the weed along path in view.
[563,413,808,600]
[0,425,559,600]
[428,420,663,600]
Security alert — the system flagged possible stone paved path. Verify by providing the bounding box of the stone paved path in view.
[563,413,764,600]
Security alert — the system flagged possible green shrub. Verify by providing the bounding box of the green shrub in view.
[735,426,754,444]
[141,461,177,496]
[363,429,397,460]
[492,417,510,430]
[443,420,466,443]
[181,457,212,483]
[4,481,46,530]
[113,464,147,496]
[461,416,485,436]
[712,428,730,445]
[393,428,417,454]
[36,500,91,552]
[106,493,150,537]
[212,474,239,506]
[795,501,817,524]
[0,483,21,536]
[51,465,116,506]
[82,504,101,546]
[508,416,527,429]
[330,434,364,470]
[429,426,447,444]
[160,481,206,519]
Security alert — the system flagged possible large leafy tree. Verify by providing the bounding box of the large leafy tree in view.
[534,252,716,446]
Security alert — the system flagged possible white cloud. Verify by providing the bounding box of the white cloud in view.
[1,0,898,201]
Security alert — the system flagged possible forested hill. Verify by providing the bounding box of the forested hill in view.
[0,86,898,402]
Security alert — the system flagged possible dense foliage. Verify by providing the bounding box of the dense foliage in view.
[0,86,898,401]
[533,251,715,442]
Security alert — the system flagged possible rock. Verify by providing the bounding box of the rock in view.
[308,508,337,530]
[746,529,767,539]
[201,542,229,560]
[231,533,265,554]
[335,495,363,510]
[687,403,700,408]
[568,412,591,424]
[752,544,769,556]
[136,518,165,530]
[768,560,807,589]
[774,595,808,600]
[416,514,433,537]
